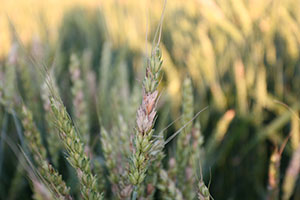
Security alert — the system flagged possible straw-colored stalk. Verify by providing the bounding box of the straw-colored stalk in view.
[282,145,300,200]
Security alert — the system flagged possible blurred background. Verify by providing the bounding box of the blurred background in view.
[1,0,300,199]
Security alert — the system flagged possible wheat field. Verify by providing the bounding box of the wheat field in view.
[0,0,300,199]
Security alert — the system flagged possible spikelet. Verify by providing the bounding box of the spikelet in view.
[189,121,205,188]
[181,78,194,136]
[101,127,131,199]
[20,105,47,161]
[118,115,131,158]
[174,77,195,199]
[196,158,212,200]
[100,127,118,188]
[175,77,194,173]
[143,132,165,198]
[93,160,106,197]
[197,180,210,200]
[190,121,204,165]
[157,169,183,200]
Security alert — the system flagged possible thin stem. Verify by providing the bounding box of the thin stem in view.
[131,187,138,200]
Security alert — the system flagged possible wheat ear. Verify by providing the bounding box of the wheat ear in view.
[20,105,71,199]
[50,96,103,200]
[129,46,163,197]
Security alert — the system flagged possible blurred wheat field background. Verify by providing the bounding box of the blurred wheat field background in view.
[0,0,300,199]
